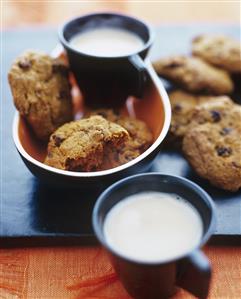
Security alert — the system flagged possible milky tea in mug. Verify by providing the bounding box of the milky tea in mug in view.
[70,27,144,57]
[104,191,203,262]
[60,13,154,107]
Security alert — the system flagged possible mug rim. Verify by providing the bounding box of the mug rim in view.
[92,172,216,265]
[58,12,155,59]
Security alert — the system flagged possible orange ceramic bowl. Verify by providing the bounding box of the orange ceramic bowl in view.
[12,60,171,189]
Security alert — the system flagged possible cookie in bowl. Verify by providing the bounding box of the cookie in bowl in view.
[44,115,129,171]
[8,51,73,141]
[12,54,171,187]
[86,109,153,169]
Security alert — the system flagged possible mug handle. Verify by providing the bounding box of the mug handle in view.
[128,54,148,98]
[176,250,211,299]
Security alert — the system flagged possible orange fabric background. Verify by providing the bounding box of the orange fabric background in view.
[0,246,240,299]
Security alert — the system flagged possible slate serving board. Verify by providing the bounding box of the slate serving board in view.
[1,25,240,248]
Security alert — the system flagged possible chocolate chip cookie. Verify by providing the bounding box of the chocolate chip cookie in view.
[8,51,73,141]
[153,55,234,95]
[183,98,241,191]
[44,116,129,171]
[192,35,241,73]
[86,109,153,169]
[167,90,232,146]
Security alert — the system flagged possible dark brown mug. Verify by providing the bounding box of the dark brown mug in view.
[92,173,216,299]
[59,13,154,108]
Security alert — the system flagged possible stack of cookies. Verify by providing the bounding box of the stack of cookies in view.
[153,35,241,192]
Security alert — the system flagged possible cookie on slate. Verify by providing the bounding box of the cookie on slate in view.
[192,35,241,74]
[153,55,234,95]
[86,109,153,169]
[183,98,241,191]
[167,90,232,146]
[8,51,73,141]
[44,116,129,172]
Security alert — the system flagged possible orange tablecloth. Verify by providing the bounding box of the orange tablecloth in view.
[0,245,240,298]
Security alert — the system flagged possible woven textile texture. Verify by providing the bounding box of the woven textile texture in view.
[0,246,240,299]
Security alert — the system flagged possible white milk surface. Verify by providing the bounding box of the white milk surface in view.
[70,27,144,57]
[104,192,203,262]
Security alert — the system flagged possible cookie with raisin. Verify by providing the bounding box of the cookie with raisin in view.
[192,35,241,73]
[153,55,233,95]
[167,90,232,147]
[44,116,129,171]
[85,109,153,169]
[183,98,241,191]
[8,51,73,141]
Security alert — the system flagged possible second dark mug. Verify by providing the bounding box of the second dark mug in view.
[92,173,216,299]
[59,13,154,108]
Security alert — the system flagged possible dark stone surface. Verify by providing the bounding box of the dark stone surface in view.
[1,25,240,247]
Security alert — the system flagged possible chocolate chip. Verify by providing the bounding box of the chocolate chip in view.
[97,111,107,118]
[215,146,232,157]
[113,109,120,116]
[65,157,74,168]
[58,90,68,100]
[18,60,31,70]
[220,127,232,136]
[165,61,183,68]
[210,110,221,122]
[52,63,68,76]
[173,104,182,112]
[52,135,64,147]
[199,87,210,94]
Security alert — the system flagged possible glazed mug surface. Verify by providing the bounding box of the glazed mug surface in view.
[92,173,216,299]
[59,12,154,108]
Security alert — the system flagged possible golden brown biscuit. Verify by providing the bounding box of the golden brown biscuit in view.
[86,109,153,169]
[153,55,234,95]
[167,90,233,146]
[44,116,129,171]
[183,98,241,191]
[192,35,241,73]
[8,51,73,141]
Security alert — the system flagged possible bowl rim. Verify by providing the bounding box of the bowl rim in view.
[12,60,171,177]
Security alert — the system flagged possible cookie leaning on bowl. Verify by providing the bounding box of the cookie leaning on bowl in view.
[44,116,129,172]
[192,34,241,74]
[8,51,73,141]
[182,97,241,192]
[153,55,234,95]
[166,90,233,147]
